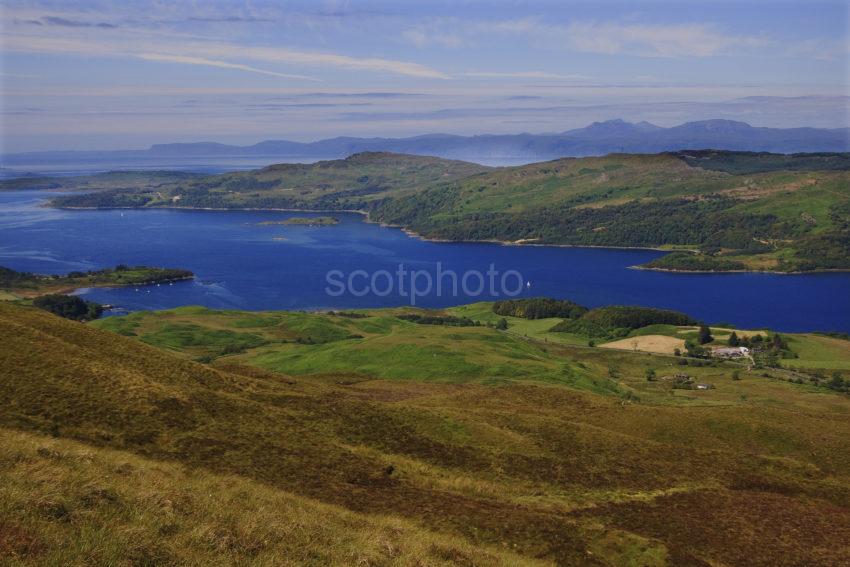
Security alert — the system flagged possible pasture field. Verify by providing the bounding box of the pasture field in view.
[598,335,685,355]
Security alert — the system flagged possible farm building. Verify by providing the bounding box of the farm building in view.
[712,346,751,359]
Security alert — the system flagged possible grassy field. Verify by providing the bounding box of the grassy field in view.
[598,335,685,355]
[782,334,850,370]
[90,303,850,389]
[4,301,850,564]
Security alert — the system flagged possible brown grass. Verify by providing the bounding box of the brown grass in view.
[2,302,850,565]
[598,335,685,355]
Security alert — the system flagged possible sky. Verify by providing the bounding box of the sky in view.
[0,0,848,153]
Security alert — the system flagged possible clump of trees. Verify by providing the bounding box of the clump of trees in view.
[698,324,713,345]
[0,266,43,289]
[583,306,697,329]
[728,332,794,368]
[328,311,368,319]
[550,305,696,339]
[492,297,587,320]
[32,294,103,321]
[397,313,479,327]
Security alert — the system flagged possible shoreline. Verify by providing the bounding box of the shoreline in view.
[630,265,850,275]
[52,203,849,275]
[5,275,195,299]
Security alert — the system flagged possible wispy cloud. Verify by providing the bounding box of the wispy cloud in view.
[2,8,450,80]
[137,53,321,81]
[224,45,449,79]
[41,16,117,29]
[17,16,118,29]
[463,71,590,80]
[783,38,850,61]
[2,34,449,80]
[397,16,782,59]
[462,18,770,58]
[401,28,465,49]
[185,16,272,24]
[561,21,768,57]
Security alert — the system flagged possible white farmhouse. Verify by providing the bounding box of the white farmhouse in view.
[712,346,751,359]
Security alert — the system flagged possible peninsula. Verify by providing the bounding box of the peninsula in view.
[7,150,848,273]
[0,265,195,298]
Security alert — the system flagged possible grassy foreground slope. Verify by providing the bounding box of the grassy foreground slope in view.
[1,428,533,566]
[5,302,849,563]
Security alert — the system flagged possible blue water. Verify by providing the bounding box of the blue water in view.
[1,190,848,332]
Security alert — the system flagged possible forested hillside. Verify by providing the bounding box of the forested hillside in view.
[22,150,850,272]
[369,151,850,271]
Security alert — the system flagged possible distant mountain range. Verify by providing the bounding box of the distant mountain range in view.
[4,119,849,165]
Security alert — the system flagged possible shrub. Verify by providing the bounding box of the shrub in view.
[698,324,713,345]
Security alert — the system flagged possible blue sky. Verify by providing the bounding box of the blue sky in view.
[1,0,848,152]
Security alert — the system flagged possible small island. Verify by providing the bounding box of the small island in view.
[0,264,194,298]
[638,251,749,272]
[259,216,340,227]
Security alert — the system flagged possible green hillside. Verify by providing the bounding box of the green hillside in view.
[48,152,491,211]
[370,151,850,272]
[0,170,201,192]
[35,150,849,272]
[3,301,850,564]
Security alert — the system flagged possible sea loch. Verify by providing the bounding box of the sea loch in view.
[1,190,848,332]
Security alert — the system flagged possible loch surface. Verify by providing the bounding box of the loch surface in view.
[1,190,849,332]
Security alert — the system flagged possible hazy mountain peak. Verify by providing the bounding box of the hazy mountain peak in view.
[634,120,663,131]
[676,119,755,133]
[5,119,847,166]
[565,119,662,137]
